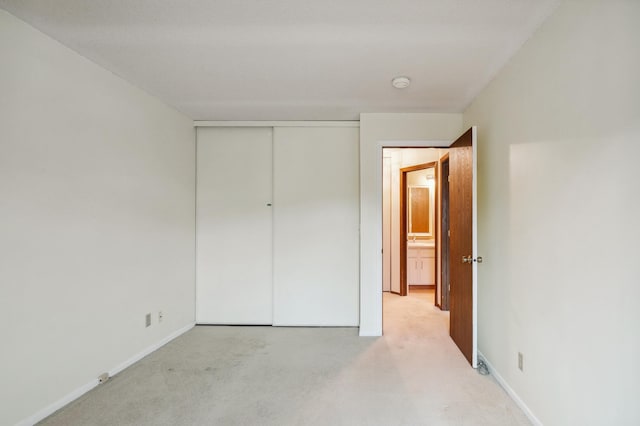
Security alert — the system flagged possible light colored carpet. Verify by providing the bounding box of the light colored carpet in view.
[39,291,530,425]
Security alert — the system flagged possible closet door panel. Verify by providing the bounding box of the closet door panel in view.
[196,127,273,324]
[273,127,359,326]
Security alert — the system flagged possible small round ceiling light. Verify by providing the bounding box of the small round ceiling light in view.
[392,76,411,89]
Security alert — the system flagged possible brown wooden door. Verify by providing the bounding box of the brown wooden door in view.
[448,127,477,366]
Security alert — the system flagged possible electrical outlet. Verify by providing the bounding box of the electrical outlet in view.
[158,311,163,323]
[518,352,524,371]
[145,313,151,327]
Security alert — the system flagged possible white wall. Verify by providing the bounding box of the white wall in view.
[0,11,196,426]
[382,156,392,292]
[384,149,402,293]
[359,113,462,335]
[406,168,429,186]
[463,1,640,424]
[401,149,446,169]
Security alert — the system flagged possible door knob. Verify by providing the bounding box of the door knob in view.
[462,255,472,264]
[474,257,483,263]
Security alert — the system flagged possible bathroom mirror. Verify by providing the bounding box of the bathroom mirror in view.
[408,186,433,237]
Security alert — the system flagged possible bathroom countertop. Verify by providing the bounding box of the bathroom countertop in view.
[407,241,435,249]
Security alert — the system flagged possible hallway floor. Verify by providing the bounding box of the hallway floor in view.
[40,293,530,426]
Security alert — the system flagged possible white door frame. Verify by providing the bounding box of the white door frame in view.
[370,140,450,332]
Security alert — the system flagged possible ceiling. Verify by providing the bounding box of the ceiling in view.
[0,0,559,120]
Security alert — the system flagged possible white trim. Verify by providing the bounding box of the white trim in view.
[16,323,195,426]
[15,379,99,426]
[272,323,360,327]
[478,351,543,426]
[194,120,360,128]
[471,126,478,368]
[358,328,382,337]
[108,322,195,377]
[379,140,450,148]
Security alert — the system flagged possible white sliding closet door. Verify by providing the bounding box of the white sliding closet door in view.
[196,127,273,324]
[273,127,360,326]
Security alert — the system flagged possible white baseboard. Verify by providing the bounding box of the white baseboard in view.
[15,379,100,426]
[17,322,195,426]
[478,351,543,426]
[109,322,194,377]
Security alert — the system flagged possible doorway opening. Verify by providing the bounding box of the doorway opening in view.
[378,127,477,367]
[400,162,438,298]
[382,148,450,325]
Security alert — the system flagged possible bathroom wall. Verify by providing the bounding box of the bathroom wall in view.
[401,149,447,168]
[383,149,402,293]
[406,168,431,187]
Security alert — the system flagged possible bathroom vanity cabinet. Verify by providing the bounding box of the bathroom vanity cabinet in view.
[407,246,435,285]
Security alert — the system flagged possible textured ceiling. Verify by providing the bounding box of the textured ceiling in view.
[0,0,559,120]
